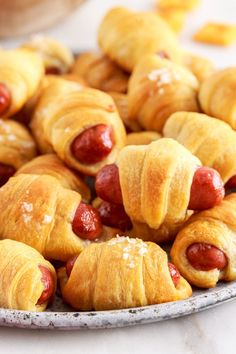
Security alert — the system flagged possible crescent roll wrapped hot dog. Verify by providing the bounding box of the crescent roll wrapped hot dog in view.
[171,194,236,288]
[163,112,236,187]
[98,7,183,73]
[58,236,192,310]
[16,154,91,201]
[199,68,236,129]
[72,52,129,93]
[0,174,103,261]
[0,48,44,118]
[0,118,37,187]
[31,80,126,176]
[95,139,225,242]
[128,55,199,132]
[21,35,74,75]
[0,239,56,311]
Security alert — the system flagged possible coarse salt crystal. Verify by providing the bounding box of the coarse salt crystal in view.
[21,202,33,213]
[22,214,32,224]
[42,214,52,224]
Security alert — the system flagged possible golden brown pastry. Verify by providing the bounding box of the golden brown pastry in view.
[58,236,192,310]
[117,139,200,230]
[72,52,129,93]
[128,55,199,132]
[0,48,44,117]
[98,7,183,72]
[0,118,37,186]
[31,79,126,176]
[16,154,91,201]
[171,194,236,288]
[0,239,56,311]
[21,35,74,74]
[182,52,215,83]
[126,131,161,146]
[0,174,103,261]
[108,92,142,132]
[163,112,236,185]
[199,68,236,130]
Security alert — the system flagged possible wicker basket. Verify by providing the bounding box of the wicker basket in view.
[0,0,85,38]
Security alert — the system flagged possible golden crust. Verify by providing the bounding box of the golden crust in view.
[117,138,201,230]
[98,7,183,72]
[171,194,236,288]
[31,80,126,176]
[0,174,90,261]
[128,55,199,133]
[21,35,74,73]
[199,68,236,130]
[182,52,215,83]
[58,237,192,310]
[126,131,161,146]
[0,239,56,311]
[0,48,44,117]
[164,112,236,183]
[16,154,91,201]
[72,52,129,93]
[108,92,142,132]
[0,118,36,169]
[193,23,236,46]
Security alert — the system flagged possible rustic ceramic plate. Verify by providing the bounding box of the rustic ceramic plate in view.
[0,282,235,330]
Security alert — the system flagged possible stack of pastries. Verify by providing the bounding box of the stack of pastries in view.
[0,5,235,313]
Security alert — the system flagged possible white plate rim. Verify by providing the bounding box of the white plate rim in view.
[0,281,235,330]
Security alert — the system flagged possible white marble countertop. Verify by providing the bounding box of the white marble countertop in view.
[0,0,236,353]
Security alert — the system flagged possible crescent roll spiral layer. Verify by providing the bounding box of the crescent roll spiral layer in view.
[0,174,90,261]
[171,194,236,288]
[0,239,56,311]
[182,52,215,83]
[117,138,201,230]
[0,48,44,117]
[22,35,74,74]
[31,80,126,175]
[0,118,37,170]
[199,68,236,130]
[58,236,192,310]
[72,52,129,93]
[128,55,199,132]
[16,154,91,201]
[163,112,236,184]
[98,7,183,72]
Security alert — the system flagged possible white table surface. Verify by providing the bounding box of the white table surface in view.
[1,0,236,353]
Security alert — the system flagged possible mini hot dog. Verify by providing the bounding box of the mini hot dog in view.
[171,193,236,288]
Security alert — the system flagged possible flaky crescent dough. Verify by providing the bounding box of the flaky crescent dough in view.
[0,118,36,169]
[0,239,56,311]
[0,174,90,261]
[98,7,183,72]
[58,236,192,310]
[72,52,129,93]
[16,154,91,201]
[117,138,201,230]
[182,52,215,83]
[21,35,74,74]
[199,68,236,130]
[0,48,44,117]
[128,55,199,132]
[163,112,236,184]
[171,194,236,288]
[31,80,126,176]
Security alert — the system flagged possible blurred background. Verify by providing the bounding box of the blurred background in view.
[0,0,236,67]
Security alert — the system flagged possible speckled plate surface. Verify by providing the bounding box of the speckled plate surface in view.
[0,282,236,330]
